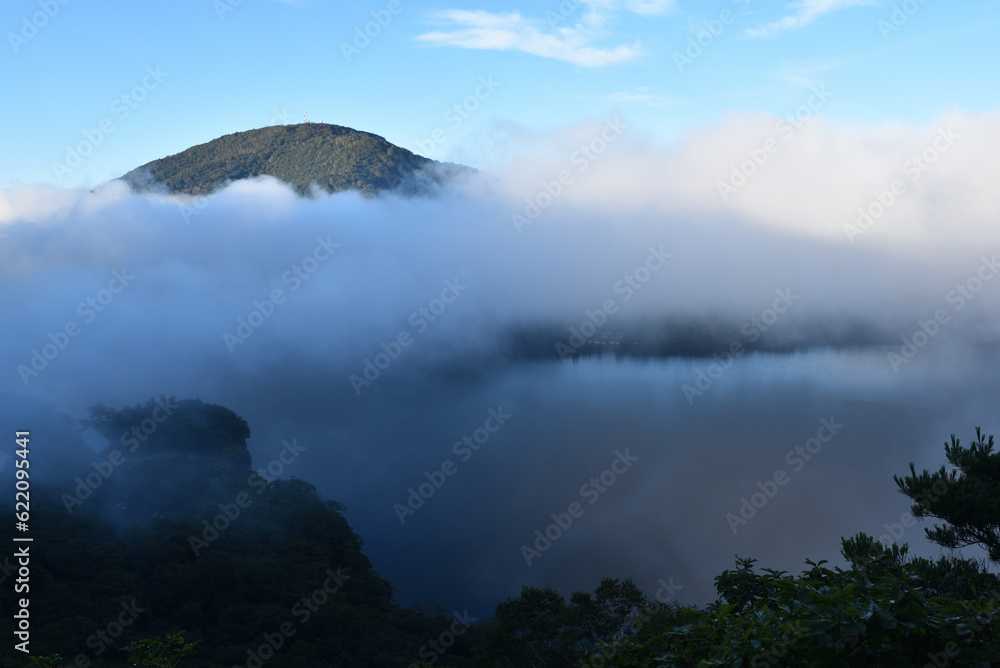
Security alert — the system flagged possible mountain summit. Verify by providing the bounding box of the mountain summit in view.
[119,122,466,196]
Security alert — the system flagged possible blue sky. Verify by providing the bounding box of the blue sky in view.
[1,0,996,188]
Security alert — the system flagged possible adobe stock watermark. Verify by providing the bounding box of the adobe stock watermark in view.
[341,0,402,62]
[578,575,683,668]
[843,125,959,243]
[520,449,639,566]
[51,598,146,667]
[52,66,169,183]
[7,0,70,54]
[511,115,626,233]
[726,417,844,534]
[393,407,512,525]
[235,107,299,156]
[223,236,340,352]
[0,555,18,588]
[254,438,307,482]
[918,590,1000,668]
[877,0,931,39]
[213,0,248,21]
[350,278,467,395]
[176,193,211,225]
[237,568,350,668]
[407,610,479,668]
[878,473,954,547]
[62,397,179,514]
[717,85,833,202]
[413,76,501,158]
[682,288,799,404]
[585,582,684,667]
[672,0,755,73]
[188,438,304,556]
[545,0,584,28]
[749,622,805,667]
[17,268,135,387]
[556,245,672,358]
[887,255,999,371]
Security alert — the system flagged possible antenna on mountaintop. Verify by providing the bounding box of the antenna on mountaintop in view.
[304,112,308,123]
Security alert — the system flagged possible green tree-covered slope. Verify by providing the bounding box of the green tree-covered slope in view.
[4,398,479,667]
[119,123,467,197]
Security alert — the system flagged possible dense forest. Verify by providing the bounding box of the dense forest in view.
[6,398,999,666]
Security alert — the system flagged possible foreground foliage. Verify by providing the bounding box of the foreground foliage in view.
[474,551,998,667]
[475,427,1000,667]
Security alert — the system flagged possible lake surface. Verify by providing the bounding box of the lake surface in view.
[215,342,1000,615]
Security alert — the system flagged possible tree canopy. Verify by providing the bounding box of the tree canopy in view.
[894,427,1000,562]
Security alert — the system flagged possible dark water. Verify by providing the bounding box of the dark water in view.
[5,334,999,616]
[215,344,1000,615]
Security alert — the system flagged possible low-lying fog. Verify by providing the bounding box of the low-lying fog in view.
[2,110,999,614]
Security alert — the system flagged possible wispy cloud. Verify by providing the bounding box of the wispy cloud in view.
[624,0,675,15]
[417,2,670,67]
[745,0,873,39]
[607,87,671,106]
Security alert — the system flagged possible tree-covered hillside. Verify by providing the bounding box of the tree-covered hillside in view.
[119,123,467,197]
[4,399,479,667]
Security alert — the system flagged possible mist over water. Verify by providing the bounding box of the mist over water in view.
[2,111,1000,616]
[216,346,1000,615]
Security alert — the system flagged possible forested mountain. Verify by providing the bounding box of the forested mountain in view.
[5,399,480,667]
[118,123,469,197]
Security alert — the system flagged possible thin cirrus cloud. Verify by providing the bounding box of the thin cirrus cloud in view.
[416,2,672,67]
[745,0,874,38]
